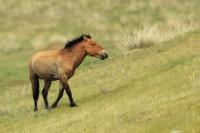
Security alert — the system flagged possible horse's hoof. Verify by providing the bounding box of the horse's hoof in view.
[34,108,38,112]
[51,104,57,109]
[70,103,78,107]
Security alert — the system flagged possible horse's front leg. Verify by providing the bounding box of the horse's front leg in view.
[51,87,64,108]
[60,75,77,107]
[51,76,77,108]
[64,83,77,107]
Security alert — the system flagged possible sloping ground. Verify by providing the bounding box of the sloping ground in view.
[0,30,200,133]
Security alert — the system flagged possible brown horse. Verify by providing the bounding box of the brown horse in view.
[29,34,108,111]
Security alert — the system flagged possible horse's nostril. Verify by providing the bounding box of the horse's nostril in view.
[104,52,108,58]
[99,50,108,60]
[101,52,108,59]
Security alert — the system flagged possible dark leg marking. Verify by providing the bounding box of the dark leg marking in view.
[42,80,51,109]
[51,87,64,108]
[31,74,39,111]
[64,84,77,107]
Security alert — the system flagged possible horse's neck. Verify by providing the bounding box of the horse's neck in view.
[66,46,87,69]
[72,50,86,69]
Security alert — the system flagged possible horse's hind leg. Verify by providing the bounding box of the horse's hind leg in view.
[30,74,39,111]
[42,80,51,109]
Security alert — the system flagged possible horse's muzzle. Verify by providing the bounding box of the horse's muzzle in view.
[100,51,108,60]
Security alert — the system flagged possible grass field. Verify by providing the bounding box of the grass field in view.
[0,0,200,133]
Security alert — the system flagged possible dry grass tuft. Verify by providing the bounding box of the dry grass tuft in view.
[115,23,196,52]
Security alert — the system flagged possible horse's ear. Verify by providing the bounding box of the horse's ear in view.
[83,36,88,41]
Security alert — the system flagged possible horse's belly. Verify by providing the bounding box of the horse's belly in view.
[37,72,59,80]
[32,61,59,80]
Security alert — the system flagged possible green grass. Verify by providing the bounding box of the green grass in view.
[0,0,200,132]
[1,30,200,133]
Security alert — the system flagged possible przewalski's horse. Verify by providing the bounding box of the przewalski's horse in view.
[29,34,108,111]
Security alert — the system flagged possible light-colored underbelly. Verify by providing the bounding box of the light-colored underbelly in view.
[32,60,59,80]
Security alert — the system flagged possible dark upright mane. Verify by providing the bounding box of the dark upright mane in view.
[64,34,91,48]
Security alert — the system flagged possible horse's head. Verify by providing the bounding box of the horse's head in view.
[83,36,108,60]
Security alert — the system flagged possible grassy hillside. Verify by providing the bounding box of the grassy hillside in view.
[0,30,200,133]
[0,0,200,133]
